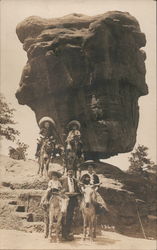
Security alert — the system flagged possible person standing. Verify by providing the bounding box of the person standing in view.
[60,169,81,241]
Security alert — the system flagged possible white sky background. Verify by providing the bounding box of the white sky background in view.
[0,0,156,170]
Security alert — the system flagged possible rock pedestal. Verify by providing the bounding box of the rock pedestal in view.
[16,12,148,159]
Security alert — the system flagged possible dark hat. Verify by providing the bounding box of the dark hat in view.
[38,117,55,128]
[48,171,62,179]
[79,160,97,170]
[67,168,74,173]
[67,120,81,130]
[67,168,74,172]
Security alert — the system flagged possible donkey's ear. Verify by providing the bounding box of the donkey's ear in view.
[81,187,85,193]
[79,182,85,187]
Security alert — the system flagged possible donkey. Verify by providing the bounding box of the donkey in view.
[38,138,55,176]
[48,193,69,242]
[64,136,83,178]
[81,185,97,241]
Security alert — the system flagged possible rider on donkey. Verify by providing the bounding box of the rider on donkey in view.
[41,170,63,207]
[65,120,83,158]
[80,161,109,212]
[35,117,56,158]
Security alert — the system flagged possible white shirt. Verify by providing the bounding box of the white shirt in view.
[88,173,95,185]
[68,177,75,193]
[66,130,81,142]
[47,179,62,191]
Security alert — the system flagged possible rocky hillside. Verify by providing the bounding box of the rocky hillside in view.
[0,155,156,239]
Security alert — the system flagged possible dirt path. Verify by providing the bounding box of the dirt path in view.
[0,229,156,250]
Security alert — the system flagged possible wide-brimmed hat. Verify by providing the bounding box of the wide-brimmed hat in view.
[67,120,81,130]
[38,117,55,128]
[48,171,62,179]
[67,168,74,172]
[79,160,97,169]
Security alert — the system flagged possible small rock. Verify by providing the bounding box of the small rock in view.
[16,205,25,212]
[8,201,17,205]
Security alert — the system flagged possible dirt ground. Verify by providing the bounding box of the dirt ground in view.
[0,229,156,250]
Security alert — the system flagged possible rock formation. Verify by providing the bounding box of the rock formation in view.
[15,11,148,160]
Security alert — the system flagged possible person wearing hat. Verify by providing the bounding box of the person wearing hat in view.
[41,170,63,207]
[65,120,83,158]
[81,163,109,213]
[80,162,100,186]
[60,169,81,241]
[35,117,56,158]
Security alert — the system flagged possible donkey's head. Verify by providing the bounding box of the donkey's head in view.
[82,185,97,208]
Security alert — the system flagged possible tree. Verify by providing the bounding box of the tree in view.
[0,94,29,160]
[9,140,29,160]
[0,94,20,141]
[128,144,155,174]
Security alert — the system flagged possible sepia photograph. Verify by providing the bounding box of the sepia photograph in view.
[0,0,156,249]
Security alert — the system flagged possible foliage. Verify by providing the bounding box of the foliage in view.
[0,94,20,141]
[9,140,29,160]
[128,144,155,174]
[0,94,29,160]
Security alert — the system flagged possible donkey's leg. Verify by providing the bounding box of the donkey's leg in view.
[72,158,77,178]
[39,163,43,176]
[44,209,49,238]
[45,220,49,238]
[74,169,77,179]
[37,160,40,175]
[62,157,66,174]
[43,158,47,177]
[93,215,97,239]
[37,165,40,175]
[37,158,41,175]
[55,224,60,243]
[41,159,45,176]
[48,223,53,242]
[56,214,62,242]
[89,219,94,242]
[45,158,50,177]
[83,216,88,240]
[48,213,53,241]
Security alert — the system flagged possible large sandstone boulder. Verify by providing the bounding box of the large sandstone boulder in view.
[15,12,148,160]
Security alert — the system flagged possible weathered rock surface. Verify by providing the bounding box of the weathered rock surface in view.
[15,12,148,159]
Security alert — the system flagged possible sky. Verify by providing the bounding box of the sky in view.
[0,0,156,170]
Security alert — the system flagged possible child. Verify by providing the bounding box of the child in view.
[41,171,62,207]
[81,162,109,212]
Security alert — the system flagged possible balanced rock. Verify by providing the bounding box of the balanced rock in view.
[15,12,148,159]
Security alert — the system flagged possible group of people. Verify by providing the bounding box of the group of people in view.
[41,164,107,241]
[36,117,108,241]
[35,117,82,160]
